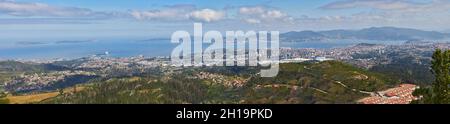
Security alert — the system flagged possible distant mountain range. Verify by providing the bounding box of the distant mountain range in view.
[281,27,450,42]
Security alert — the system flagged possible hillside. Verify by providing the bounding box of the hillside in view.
[0,61,69,85]
[242,61,398,104]
[0,61,68,72]
[41,61,399,104]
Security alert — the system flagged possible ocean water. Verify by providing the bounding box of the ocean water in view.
[0,39,404,60]
[0,40,176,60]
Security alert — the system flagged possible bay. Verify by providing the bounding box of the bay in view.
[0,39,404,60]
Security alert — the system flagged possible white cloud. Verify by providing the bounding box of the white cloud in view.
[261,10,286,19]
[244,18,261,24]
[321,0,450,12]
[239,6,265,15]
[320,0,419,10]
[304,0,450,30]
[130,4,195,21]
[238,6,292,24]
[130,5,224,22]
[189,9,225,22]
[0,0,111,18]
[130,9,190,21]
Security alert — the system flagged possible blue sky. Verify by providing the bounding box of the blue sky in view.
[1,0,450,42]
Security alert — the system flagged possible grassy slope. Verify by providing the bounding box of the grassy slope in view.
[3,86,86,104]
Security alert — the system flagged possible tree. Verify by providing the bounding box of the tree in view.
[413,49,450,104]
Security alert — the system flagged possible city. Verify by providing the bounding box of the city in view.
[2,0,450,122]
[1,40,448,104]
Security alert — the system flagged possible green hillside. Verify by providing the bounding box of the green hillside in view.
[242,61,399,104]
[41,61,399,104]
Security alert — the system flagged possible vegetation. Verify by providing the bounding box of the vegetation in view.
[413,49,450,104]
[6,92,59,104]
[41,76,237,104]
[0,92,8,104]
[0,99,8,104]
[242,61,398,104]
[370,56,433,85]
[41,61,397,104]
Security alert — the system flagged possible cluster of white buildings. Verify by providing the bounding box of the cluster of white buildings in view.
[77,56,170,69]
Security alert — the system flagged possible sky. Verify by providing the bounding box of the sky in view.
[1,0,450,42]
